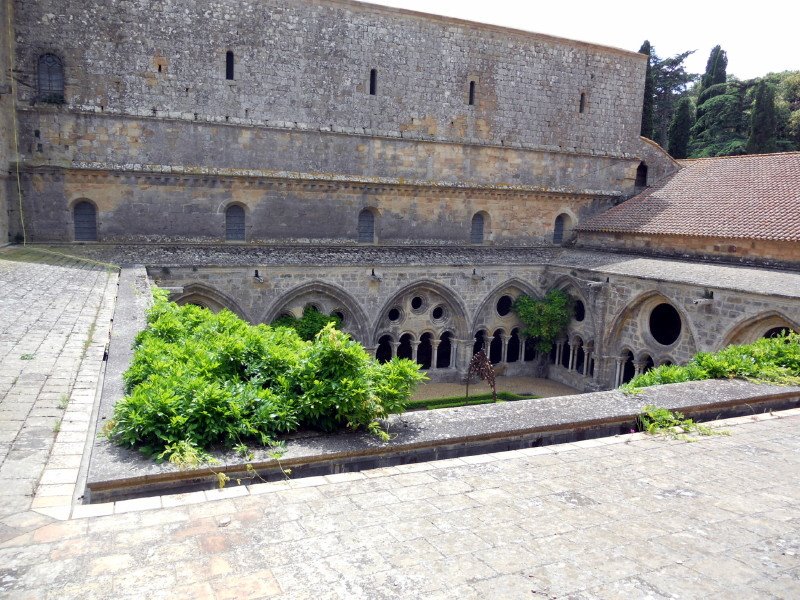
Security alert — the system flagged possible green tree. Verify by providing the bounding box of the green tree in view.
[650,49,696,147]
[639,40,655,139]
[697,45,728,102]
[512,290,574,354]
[668,96,694,158]
[746,80,778,154]
[689,81,750,157]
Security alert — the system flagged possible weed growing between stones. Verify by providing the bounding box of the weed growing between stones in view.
[636,405,728,442]
[624,332,800,392]
[57,394,69,410]
[105,289,426,464]
[20,353,35,360]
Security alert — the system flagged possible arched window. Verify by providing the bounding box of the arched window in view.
[635,162,648,188]
[73,201,97,242]
[38,54,64,103]
[470,213,485,245]
[553,213,573,245]
[358,209,375,243]
[225,205,245,241]
[436,332,453,368]
[226,51,235,80]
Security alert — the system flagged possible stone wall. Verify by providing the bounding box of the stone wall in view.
[0,0,13,243]
[12,0,646,155]
[578,231,800,268]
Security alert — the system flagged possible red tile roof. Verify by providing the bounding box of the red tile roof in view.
[578,152,800,242]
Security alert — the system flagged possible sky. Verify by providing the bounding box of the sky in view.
[360,0,798,80]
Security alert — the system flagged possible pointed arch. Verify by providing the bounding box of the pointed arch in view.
[606,290,698,355]
[471,277,539,333]
[720,311,800,348]
[373,279,469,344]
[260,281,370,343]
[171,283,249,321]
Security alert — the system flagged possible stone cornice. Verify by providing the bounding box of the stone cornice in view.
[19,162,623,198]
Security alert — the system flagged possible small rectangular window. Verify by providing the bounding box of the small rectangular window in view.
[469,81,476,106]
[226,51,235,80]
[579,92,586,114]
[369,69,377,96]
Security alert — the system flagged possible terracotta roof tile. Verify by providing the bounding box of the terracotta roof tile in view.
[578,152,800,242]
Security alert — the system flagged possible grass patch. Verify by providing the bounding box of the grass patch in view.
[407,391,531,411]
[637,405,728,442]
[624,332,800,392]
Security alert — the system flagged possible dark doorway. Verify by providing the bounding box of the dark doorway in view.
[74,201,97,241]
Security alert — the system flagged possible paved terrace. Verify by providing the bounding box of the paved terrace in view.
[1,247,799,599]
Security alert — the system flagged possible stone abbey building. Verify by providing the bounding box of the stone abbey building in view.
[2,0,798,391]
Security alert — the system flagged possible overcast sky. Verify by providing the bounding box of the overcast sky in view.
[361,0,798,80]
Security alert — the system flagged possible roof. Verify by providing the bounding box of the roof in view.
[578,152,800,242]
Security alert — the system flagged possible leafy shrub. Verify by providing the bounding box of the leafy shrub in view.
[513,290,575,353]
[108,292,425,462]
[624,332,800,392]
[271,306,341,341]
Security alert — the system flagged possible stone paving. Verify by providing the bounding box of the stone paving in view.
[1,247,800,599]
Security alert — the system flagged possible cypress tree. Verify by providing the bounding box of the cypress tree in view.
[668,96,694,159]
[697,45,728,104]
[639,41,655,138]
[746,81,778,154]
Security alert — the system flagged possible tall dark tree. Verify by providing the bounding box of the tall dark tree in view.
[668,96,694,158]
[651,50,696,147]
[697,45,728,102]
[746,81,778,154]
[639,41,655,139]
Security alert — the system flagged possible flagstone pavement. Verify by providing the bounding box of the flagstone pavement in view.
[1,247,799,599]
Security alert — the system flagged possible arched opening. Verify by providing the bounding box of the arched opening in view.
[635,162,648,188]
[73,201,97,242]
[574,340,585,373]
[622,351,636,384]
[437,332,453,368]
[489,329,504,364]
[643,355,655,373]
[553,213,573,245]
[418,333,433,369]
[470,213,485,245]
[225,204,245,241]
[358,208,376,244]
[376,335,393,364]
[650,303,682,346]
[397,334,414,361]
[524,338,536,362]
[560,339,571,369]
[473,330,487,356]
[38,54,64,103]
[507,328,521,363]
[574,300,585,322]
[496,295,513,317]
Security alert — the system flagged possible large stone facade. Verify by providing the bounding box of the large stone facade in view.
[0,0,13,243]
[3,0,798,391]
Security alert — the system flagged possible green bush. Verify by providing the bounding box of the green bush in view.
[513,290,574,354]
[108,291,425,462]
[624,332,800,392]
[271,306,341,341]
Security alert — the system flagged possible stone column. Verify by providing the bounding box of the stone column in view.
[501,335,511,363]
[390,341,400,359]
[450,340,458,369]
[568,343,577,371]
[634,361,644,376]
[583,351,592,377]
[614,357,623,387]
[430,340,441,370]
[555,341,564,366]
[411,341,420,363]
[518,335,527,362]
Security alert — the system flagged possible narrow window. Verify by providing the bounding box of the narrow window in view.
[553,214,565,244]
[468,81,476,106]
[579,92,586,113]
[226,51,235,80]
[225,204,245,241]
[73,201,97,242]
[358,208,375,243]
[470,213,484,245]
[369,69,377,96]
[635,162,648,187]
[37,54,64,103]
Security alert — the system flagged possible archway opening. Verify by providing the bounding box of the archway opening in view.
[553,213,574,245]
[398,334,413,361]
[507,328,521,363]
[560,339,571,369]
[574,300,585,322]
[764,327,793,338]
[418,333,433,369]
[376,335,393,364]
[489,329,504,364]
[650,303,682,346]
[635,162,648,187]
[575,342,585,373]
[473,330,487,356]
[437,332,453,368]
[643,355,655,373]
[622,351,636,384]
